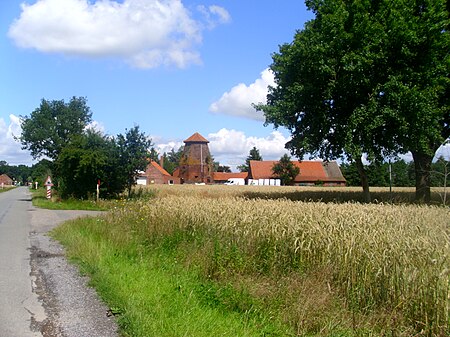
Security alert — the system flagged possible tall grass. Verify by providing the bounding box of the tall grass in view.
[53,186,449,335]
[143,184,449,205]
[31,188,111,210]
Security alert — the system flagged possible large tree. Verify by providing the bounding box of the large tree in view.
[19,97,92,160]
[256,0,449,202]
[237,146,263,172]
[117,125,153,197]
[56,130,122,199]
[272,154,300,186]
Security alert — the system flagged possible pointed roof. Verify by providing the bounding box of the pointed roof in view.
[148,160,172,177]
[184,132,209,143]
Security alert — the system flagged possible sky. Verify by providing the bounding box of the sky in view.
[0,0,315,170]
[1,1,448,170]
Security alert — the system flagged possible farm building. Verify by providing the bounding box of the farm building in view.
[137,159,180,185]
[212,171,248,184]
[248,160,346,186]
[0,174,13,186]
[177,132,213,184]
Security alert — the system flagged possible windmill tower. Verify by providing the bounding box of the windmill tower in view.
[179,132,213,184]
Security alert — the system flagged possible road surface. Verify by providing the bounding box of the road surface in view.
[0,187,118,336]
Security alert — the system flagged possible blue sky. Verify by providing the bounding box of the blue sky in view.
[0,0,314,169]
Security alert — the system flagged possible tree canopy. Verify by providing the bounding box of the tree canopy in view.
[237,147,263,172]
[19,97,92,160]
[20,97,155,199]
[56,130,120,199]
[117,125,153,196]
[256,0,449,202]
[272,154,300,186]
[163,146,184,175]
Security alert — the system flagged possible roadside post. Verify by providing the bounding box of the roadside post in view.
[35,182,38,190]
[96,179,100,202]
[44,176,54,199]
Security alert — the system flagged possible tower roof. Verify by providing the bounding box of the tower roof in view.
[184,132,209,143]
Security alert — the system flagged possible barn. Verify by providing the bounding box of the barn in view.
[248,160,346,186]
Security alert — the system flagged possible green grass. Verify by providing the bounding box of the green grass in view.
[52,217,293,337]
[0,186,15,193]
[31,188,110,210]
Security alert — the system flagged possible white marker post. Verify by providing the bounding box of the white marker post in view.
[44,176,54,199]
[96,179,100,202]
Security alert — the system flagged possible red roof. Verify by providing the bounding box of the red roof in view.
[212,172,248,181]
[184,132,209,143]
[149,160,171,177]
[249,160,345,183]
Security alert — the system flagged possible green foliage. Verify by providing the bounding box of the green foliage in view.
[272,154,299,186]
[116,125,153,196]
[256,0,450,202]
[341,158,449,188]
[52,216,291,337]
[148,147,159,162]
[0,161,32,185]
[162,146,184,175]
[237,147,263,172]
[29,159,54,186]
[31,188,109,210]
[19,97,92,160]
[56,130,123,199]
[216,165,231,173]
[430,156,450,187]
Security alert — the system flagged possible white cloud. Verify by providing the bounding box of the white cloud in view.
[207,128,290,169]
[8,0,230,69]
[197,4,231,29]
[435,142,450,161]
[209,68,275,121]
[86,120,106,133]
[152,128,291,171]
[154,140,184,156]
[0,115,34,165]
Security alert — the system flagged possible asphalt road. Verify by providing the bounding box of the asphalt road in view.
[0,187,118,337]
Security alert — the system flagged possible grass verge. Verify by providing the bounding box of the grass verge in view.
[52,217,293,337]
[0,186,15,193]
[31,188,110,210]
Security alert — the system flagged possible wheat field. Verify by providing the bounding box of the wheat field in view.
[104,185,449,335]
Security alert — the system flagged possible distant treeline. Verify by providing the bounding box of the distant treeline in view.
[341,157,448,187]
[0,159,52,186]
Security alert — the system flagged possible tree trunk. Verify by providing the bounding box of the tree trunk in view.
[355,156,371,203]
[411,151,433,203]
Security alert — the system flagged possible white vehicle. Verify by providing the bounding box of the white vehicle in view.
[224,178,245,185]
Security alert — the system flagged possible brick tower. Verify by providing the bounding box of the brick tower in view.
[179,132,213,184]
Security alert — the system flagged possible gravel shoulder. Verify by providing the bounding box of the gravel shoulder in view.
[29,206,119,337]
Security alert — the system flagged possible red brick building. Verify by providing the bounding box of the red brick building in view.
[178,132,213,184]
[0,174,13,186]
[138,160,180,185]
